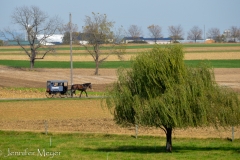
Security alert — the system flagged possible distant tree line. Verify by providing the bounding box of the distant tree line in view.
[60,24,240,44]
[1,5,240,70]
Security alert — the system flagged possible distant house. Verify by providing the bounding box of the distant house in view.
[123,37,172,44]
[37,34,63,45]
[123,37,144,43]
[6,34,63,46]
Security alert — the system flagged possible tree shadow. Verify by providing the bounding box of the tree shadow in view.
[83,145,240,154]
[173,145,240,153]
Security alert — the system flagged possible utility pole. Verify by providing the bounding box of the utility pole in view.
[204,25,205,40]
[70,13,73,97]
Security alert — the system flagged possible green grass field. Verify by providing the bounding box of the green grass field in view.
[0,131,239,160]
[0,59,240,68]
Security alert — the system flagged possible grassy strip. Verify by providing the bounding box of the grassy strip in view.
[1,43,240,52]
[0,60,131,68]
[181,43,240,47]
[184,50,240,53]
[0,130,239,159]
[185,60,240,68]
[0,60,240,68]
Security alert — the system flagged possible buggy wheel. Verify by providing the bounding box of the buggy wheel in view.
[45,92,53,98]
[53,92,62,98]
[58,93,64,98]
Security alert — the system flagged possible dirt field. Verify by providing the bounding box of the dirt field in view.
[0,99,239,139]
[1,52,240,61]
[0,65,240,138]
[0,65,239,95]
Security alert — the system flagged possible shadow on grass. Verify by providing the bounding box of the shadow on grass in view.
[83,145,240,154]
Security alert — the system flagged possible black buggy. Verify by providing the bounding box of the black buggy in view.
[45,80,71,98]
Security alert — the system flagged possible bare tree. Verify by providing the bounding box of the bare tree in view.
[207,28,222,42]
[147,24,163,43]
[61,22,79,44]
[229,26,240,42]
[187,26,203,43]
[128,25,143,41]
[62,32,79,44]
[0,40,3,46]
[80,12,126,75]
[0,6,61,69]
[168,25,184,42]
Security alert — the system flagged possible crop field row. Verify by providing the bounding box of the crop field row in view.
[1,43,240,51]
[1,52,240,62]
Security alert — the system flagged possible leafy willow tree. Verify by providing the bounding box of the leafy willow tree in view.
[80,12,126,75]
[0,6,61,69]
[105,45,240,152]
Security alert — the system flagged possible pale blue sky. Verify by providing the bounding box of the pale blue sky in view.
[1,0,240,39]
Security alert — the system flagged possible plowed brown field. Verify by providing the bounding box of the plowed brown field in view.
[0,64,240,138]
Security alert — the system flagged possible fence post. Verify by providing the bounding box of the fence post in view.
[45,120,48,135]
[135,125,138,139]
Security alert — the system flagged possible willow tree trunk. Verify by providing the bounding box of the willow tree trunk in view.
[166,127,172,152]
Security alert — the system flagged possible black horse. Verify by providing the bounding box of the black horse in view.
[71,83,92,97]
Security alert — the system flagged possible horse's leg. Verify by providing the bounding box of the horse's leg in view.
[71,90,76,96]
[85,91,88,97]
[79,91,83,98]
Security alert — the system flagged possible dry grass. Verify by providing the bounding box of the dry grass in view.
[1,52,240,61]
[184,52,240,60]
[184,46,240,52]
[0,54,135,61]
[0,88,45,99]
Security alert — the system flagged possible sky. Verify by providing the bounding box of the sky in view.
[1,0,240,39]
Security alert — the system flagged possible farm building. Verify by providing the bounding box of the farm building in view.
[144,38,172,44]
[37,34,63,45]
[123,37,172,44]
[6,40,32,46]
[123,37,145,43]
